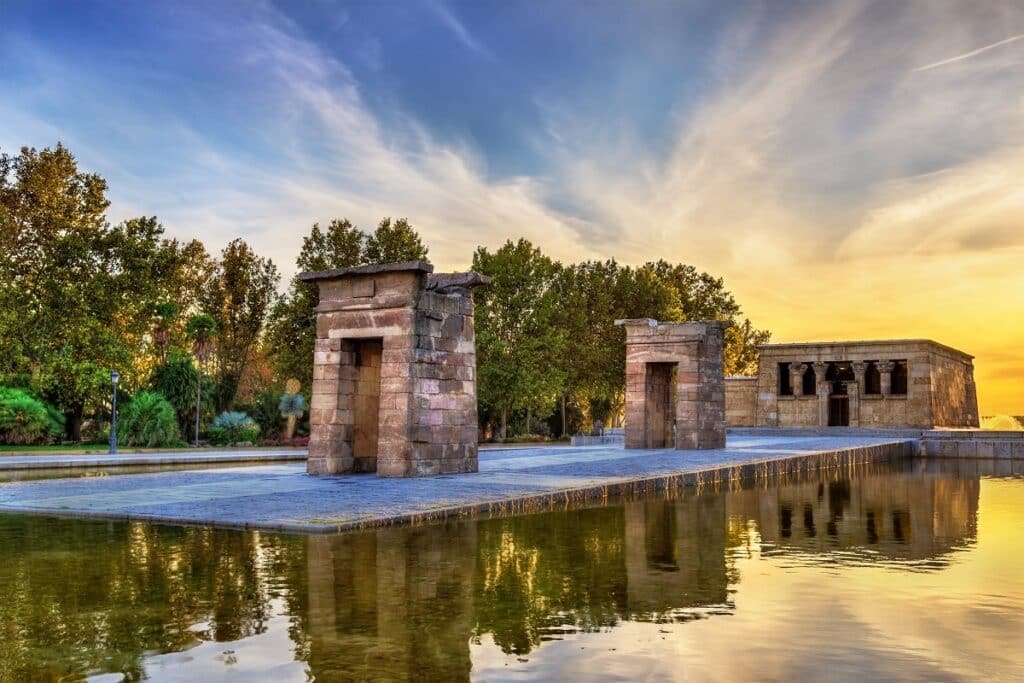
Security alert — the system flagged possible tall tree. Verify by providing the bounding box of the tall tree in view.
[364,217,429,264]
[0,145,191,437]
[473,239,566,439]
[201,239,279,411]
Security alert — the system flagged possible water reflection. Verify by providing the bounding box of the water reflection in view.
[0,460,1016,682]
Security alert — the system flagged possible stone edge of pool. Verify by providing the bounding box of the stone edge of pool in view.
[0,439,917,535]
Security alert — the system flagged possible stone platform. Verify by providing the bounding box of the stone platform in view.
[0,436,915,533]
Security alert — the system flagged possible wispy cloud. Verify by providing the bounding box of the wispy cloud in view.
[912,33,1024,72]
[426,1,491,57]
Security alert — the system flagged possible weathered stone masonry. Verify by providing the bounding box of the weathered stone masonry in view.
[724,339,979,429]
[300,262,489,477]
[617,319,729,450]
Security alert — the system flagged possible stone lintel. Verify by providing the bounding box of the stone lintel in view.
[427,272,491,293]
[298,260,433,282]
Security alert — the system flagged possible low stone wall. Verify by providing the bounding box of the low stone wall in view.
[724,376,757,426]
[570,434,625,446]
[920,430,1024,459]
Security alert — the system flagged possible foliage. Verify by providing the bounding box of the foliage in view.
[473,239,567,439]
[0,146,209,439]
[363,217,429,264]
[200,240,280,411]
[279,392,305,417]
[117,390,182,448]
[0,387,64,445]
[235,391,281,440]
[207,411,260,446]
[149,352,214,436]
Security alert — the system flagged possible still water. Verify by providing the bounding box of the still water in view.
[0,459,1021,682]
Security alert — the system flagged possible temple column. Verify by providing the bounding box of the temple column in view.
[789,363,807,397]
[876,360,895,396]
[844,380,860,427]
[813,362,829,427]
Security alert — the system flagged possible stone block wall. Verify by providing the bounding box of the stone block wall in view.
[748,339,977,429]
[724,377,757,427]
[302,262,488,477]
[618,319,729,450]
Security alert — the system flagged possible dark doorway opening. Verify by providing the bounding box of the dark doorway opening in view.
[645,363,677,448]
[352,338,383,472]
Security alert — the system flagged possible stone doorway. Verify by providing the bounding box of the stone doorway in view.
[351,338,382,473]
[828,389,850,426]
[645,363,677,448]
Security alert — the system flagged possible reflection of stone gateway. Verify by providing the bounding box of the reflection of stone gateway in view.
[616,319,730,449]
[300,262,489,477]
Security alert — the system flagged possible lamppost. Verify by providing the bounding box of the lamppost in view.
[109,370,120,454]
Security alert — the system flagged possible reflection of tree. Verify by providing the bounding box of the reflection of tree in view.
[0,516,306,682]
[473,506,628,654]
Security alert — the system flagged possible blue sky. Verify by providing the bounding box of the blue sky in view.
[2,0,1024,410]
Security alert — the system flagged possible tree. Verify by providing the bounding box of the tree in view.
[364,217,429,264]
[200,240,279,411]
[473,239,566,439]
[0,145,193,438]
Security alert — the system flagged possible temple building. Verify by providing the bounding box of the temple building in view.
[726,339,979,429]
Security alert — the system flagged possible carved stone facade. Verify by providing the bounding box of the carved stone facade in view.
[725,339,979,429]
[300,262,489,477]
[617,319,729,449]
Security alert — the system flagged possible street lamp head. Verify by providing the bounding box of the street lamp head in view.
[111,370,120,385]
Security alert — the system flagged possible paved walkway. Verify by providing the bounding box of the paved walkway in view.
[0,449,306,470]
[0,436,913,533]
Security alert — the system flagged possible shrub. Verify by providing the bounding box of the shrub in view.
[118,391,183,448]
[236,392,281,439]
[208,411,260,446]
[150,352,214,436]
[0,387,64,445]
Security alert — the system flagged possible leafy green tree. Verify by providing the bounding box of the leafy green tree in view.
[473,239,566,439]
[0,145,195,438]
[364,217,429,264]
[200,240,279,411]
[150,351,213,438]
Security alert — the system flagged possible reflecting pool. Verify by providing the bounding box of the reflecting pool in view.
[0,459,1021,682]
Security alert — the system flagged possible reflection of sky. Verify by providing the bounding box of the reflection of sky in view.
[2,1,1023,412]
[470,478,1024,682]
[99,599,308,683]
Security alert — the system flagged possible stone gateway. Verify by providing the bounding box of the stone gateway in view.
[616,319,730,450]
[299,261,489,477]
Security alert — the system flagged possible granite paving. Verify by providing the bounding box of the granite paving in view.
[0,449,307,470]
[0,435,913,533]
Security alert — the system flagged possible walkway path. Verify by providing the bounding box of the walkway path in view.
[0,449,307,470]
[0,436,914,533]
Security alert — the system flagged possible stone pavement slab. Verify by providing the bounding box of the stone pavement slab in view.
[0,436,915,533]
[0,449,306,470]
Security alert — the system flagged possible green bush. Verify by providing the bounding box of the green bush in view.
[150,352,214,437]
[236,392,281,439]
[0,387,64,445]
[118,391,183,448]
[207,411,260,446]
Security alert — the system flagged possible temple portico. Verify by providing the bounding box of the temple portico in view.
[725,340,979,429]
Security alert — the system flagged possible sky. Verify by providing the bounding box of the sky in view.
[1,0,1022,414]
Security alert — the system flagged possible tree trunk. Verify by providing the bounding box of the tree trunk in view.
[67,405,84,442]
[526,407,532,434]
[560,394,567,438]
[500,407,508,440]
[285,414,296,440]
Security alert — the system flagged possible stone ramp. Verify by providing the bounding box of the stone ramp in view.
[0,436,915,533]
